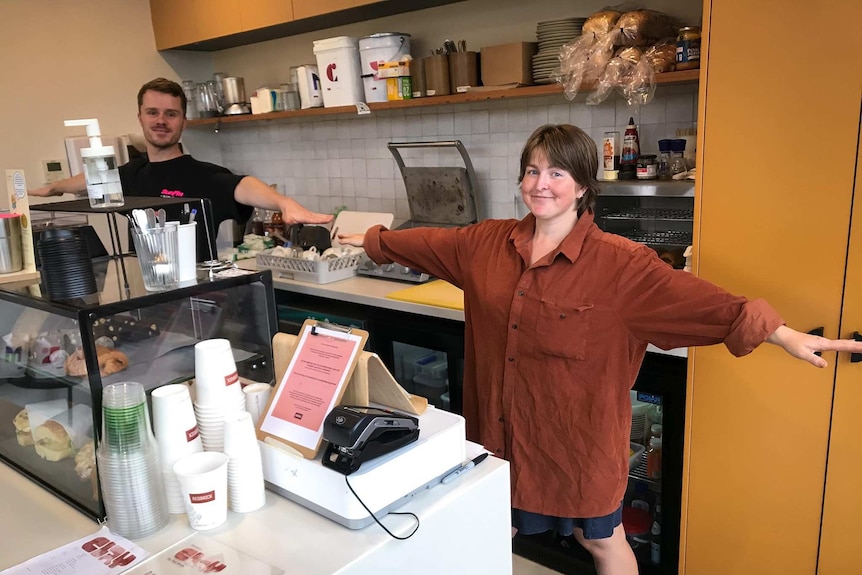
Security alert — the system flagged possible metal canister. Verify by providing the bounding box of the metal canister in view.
[676,26,701,70]
[0,214,23,274]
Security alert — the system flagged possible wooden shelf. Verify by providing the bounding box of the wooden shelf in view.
[186,69,700,128]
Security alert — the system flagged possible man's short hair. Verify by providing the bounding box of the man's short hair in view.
[137,78,186,115]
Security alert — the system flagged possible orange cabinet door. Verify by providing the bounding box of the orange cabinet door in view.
[150,0,200,50]
[192,0,241,42]
[293,0,352,20]
[683,0,859,573]
[240,0,294,32]
[818,113,862,575]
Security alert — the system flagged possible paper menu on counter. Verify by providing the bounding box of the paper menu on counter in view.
[124,534,283,575]
[0,526,147,574]
[257,320,368,459]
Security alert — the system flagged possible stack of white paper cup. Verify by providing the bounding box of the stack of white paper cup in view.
[223,411,266,513]
[192,339,246,452]
[242,383,273,426]
[173,451,230,530]
[151,383,203,514]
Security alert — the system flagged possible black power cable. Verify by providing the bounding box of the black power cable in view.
[344,475,420,540]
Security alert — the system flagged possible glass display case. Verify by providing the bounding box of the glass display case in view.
[0,257,277,519]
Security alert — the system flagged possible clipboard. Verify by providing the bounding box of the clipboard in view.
[256,320,368,459]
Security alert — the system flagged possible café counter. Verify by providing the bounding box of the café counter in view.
[0,453,513,573]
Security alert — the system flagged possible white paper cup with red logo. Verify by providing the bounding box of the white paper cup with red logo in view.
[242,383,272,425]
[173,451,230,530]
[193,339,244,408]
[152,384,202,459]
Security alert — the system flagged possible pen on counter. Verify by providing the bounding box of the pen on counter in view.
[188,209,197,224]
[441,452,489,484]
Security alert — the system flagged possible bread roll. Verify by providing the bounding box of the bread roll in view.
[13,409,30,434]
[16,431,35,447]
[583,10,622,36]
[34,420,73,462]
[617,10,677,47]
[75,440,96,480]
[644,40,677,73]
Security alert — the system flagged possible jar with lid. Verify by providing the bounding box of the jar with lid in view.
[670,139,688,176]
[636,155,658,180]
[646,437,662,479]
[676,26,701,70]
[657,139,673,180]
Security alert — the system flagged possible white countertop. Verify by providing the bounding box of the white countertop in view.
[0,454,512,574]
[238,259,465,322]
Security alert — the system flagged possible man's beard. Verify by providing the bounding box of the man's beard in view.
[145,129,180,149]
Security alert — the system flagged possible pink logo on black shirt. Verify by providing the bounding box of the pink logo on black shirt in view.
[161,189,184,197]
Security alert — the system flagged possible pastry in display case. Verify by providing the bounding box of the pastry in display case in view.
[0,257,277,519]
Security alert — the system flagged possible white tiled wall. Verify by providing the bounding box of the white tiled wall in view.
[216,84,698,222]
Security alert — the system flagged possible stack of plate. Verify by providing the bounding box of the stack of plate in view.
[533,17,587,84]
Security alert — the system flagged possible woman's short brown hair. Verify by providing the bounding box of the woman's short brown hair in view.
[518,124,600,216]
[137,77,187,115]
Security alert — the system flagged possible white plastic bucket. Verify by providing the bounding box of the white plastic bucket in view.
[312,36,364,107]
[359,33,411,103]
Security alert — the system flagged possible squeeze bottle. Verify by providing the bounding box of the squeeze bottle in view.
[65,119,124,208]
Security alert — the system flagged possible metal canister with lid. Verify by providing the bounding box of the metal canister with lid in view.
[675,26,701,70]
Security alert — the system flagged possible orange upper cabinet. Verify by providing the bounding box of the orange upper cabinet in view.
[353,0,382,6]
[150,0,241,49]
[240,0,294,32]
[195,0,241,41]
[293,0,353,20]
[150,0,200,50]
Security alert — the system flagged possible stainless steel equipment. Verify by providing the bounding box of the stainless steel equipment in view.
[221,76,251,115]
[357,140,480,283]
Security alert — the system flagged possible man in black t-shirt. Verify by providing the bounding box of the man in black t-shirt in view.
[31,78,331,257]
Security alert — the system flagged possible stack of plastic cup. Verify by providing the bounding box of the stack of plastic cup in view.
[223,411,266,513]
[96,382,169,538]
[192,339,246,452]
[173,451,230,531]
[151,383,204,514]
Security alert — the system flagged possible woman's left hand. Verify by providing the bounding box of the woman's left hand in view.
[766,325,862,368]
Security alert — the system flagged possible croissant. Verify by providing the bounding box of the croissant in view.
[65,346,129,377]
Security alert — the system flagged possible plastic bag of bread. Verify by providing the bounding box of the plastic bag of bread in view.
[557,32,616,100]
[583,9,622,36]
[644,38,677,73]
[587,46,655,106]
[617,9,678,46]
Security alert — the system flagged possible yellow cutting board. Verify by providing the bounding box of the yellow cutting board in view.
[385,280,464,310]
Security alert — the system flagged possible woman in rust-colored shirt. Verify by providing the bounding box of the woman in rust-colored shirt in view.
[340,124,862,575]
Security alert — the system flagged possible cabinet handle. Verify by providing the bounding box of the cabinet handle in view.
[808,327,825,357]
[851,331,862,364]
